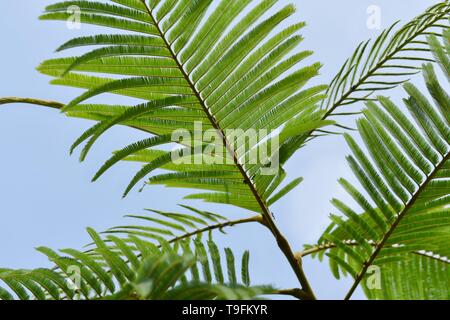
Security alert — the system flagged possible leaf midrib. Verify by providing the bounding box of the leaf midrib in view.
[139,1,316,299]
[139,1,271,218]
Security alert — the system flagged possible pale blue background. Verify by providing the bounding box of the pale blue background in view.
[0,0,440,299]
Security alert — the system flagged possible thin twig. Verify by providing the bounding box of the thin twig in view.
[165,215,263,244]
[0,97,64,109]
[298,242,450,264]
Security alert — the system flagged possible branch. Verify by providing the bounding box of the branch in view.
[298,242,450,264]
[68,214,264,276]
[100,215,264,251]
[344,152,449,300]
[324,2,449,114]
[0,97,64,109]
[0,97,158,136]
[165,215,263,244]
[274,288,313,300]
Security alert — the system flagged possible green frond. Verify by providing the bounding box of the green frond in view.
[310,34,450,300]
[364,253,450,300]
[323,2,450,113]
[0,220,272,300]
[29,0,329,217]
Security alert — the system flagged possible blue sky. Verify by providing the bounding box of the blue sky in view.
[0,0,440,299]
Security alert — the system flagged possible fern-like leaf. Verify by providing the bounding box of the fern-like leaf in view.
[309,34,450,300]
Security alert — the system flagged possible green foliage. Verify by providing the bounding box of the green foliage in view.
[36,0,330,216]
[0,0,449,301]
[323,2,450,113]
[0,218,272,300]
[310,34,450,300]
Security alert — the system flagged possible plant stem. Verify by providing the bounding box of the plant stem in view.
[165,215,263,244]
[140,0,316,300]
[0,97,64,109]
[298,242,449,263]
